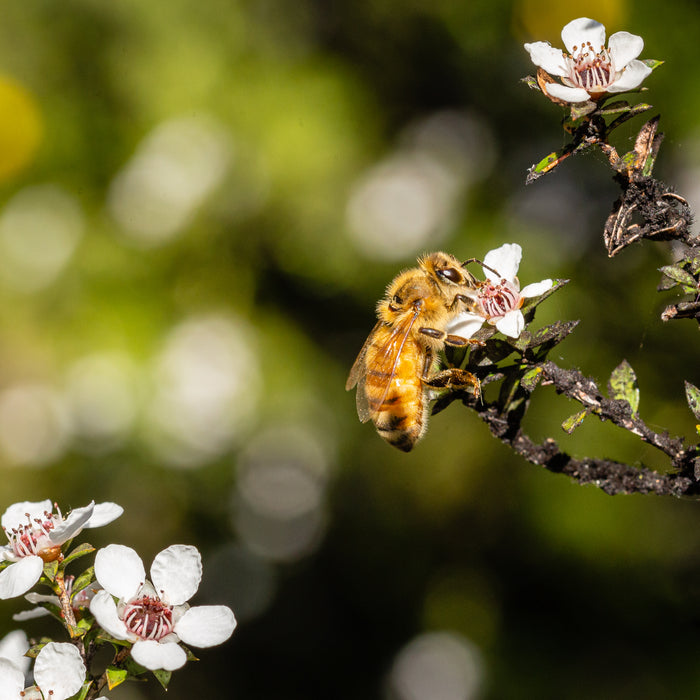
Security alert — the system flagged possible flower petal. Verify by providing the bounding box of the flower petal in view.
[174,605,237,648]
[561,17,605,55]
[608,59,652,93]
[34,642,86,700]
[520,279,553,297]
[543,82,591,103]
[94,544,145,600]
[0,656,24,696]
[89,590,132,640]
[84,502,123,528]
[48,502,94,545]
[131,640,187,671]
[495,310,525,338]
[445,311,485,339]
[1,500,52,531]
[523,42,569,77]
[151,545,202,606]
[0,630,29,675]
[483,243,522,283]
[608,31,644,69]
[0,557,43,600]
[12,607,51,621]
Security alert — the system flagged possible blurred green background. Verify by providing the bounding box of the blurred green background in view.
[2,0,700,697]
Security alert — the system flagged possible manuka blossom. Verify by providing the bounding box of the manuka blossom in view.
[0,499,123,600]
[524,17,652,103]
[0,630,29,678]
[90,543,237,672]
[0,641,86,700]
[448,243,552,339]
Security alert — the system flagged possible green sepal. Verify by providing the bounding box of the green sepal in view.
[684,381,700,421]
[608,360,640,416]
[62,542,95,570]
[153,668,172,690]
[106,665,129,690]
[562,409,589,434]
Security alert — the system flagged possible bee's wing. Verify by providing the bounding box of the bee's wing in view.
[346,322,382,423]
[347,313,419,423]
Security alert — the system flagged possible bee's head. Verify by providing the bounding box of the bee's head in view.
[419,252,477,288]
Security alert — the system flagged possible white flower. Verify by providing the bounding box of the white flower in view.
[0,642,85,700]
[0,499,123,600]
[0,630,29,677]
[448,243,552,339]
[524,17,652,103]
[90,543,237,672]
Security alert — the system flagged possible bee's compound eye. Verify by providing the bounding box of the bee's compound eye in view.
[437,267,462,284]
[393,294,402,305]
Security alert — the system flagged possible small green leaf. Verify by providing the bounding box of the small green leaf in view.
[597,100,631,116]
[42,560,59,583]
[521,366,543,392]
[72,681,93,700]
[659,264,697,289]
[62,543,95,570]
[525,320,579,351]
[71,566,95,598]
[609,360,640,416]
[107,666,129,690]
[470,338,515,367]
[153,668,172,690]
[641,58,664,71]
[562,409,589,434]
[533,151,562,174]
[568,100,597,120]
[511,330,532,352]
[685,381,700,421]
[522,74,539,91]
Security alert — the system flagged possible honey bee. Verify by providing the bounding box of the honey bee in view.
[346,252,483,452]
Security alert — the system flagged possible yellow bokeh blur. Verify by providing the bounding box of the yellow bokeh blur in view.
[0,75,42,182]
[515,0,629,42]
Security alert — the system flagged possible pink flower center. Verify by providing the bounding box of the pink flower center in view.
[123,595,174,641]
[4,508,62,562]
[477,279,521,319]
[568,42,613,93]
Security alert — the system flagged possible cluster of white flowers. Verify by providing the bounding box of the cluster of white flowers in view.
[0,499,237,698]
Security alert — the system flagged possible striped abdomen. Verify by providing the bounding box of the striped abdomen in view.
[365,349,427,452]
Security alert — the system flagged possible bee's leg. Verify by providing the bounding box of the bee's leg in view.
[447,292,480,313]
[424,368,481,398]
[419,327,484,348]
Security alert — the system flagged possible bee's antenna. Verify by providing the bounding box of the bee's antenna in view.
[462,257,501,279]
